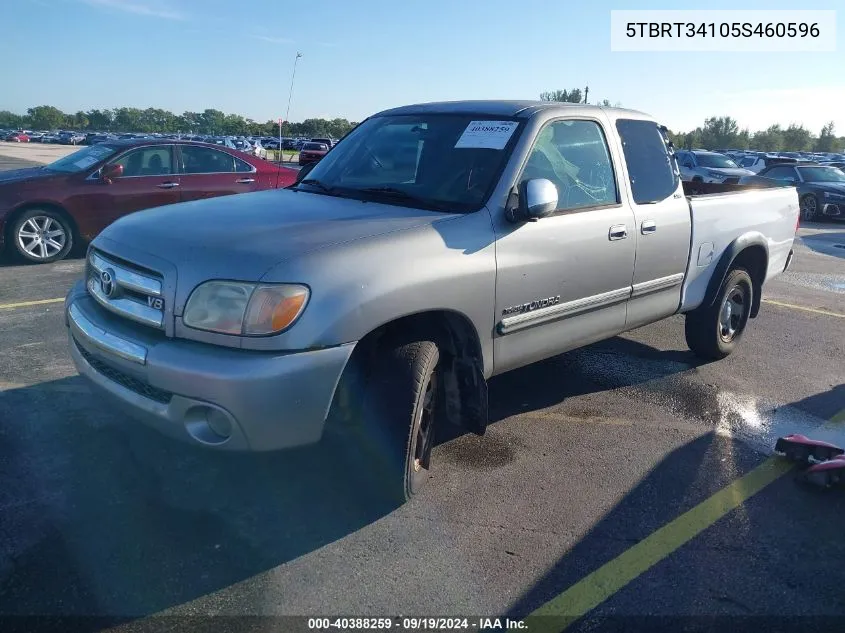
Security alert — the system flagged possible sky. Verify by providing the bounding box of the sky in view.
[2,0,844,134]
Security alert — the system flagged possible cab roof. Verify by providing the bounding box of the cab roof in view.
[374,100,650,121]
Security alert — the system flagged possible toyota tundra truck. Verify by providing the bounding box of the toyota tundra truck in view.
[65,101,799,502]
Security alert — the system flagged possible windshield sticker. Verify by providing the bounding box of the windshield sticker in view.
[455,121,518,150]
[74,156,100,169]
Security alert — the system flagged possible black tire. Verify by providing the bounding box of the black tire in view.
[338,339,442,503]
[10,208,74,264]
[800,194,819,223]
[685,268,753,360]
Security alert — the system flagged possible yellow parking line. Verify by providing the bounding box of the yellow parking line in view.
[763,299,845,318]
[527,407,845,632]
[0,298,64,310]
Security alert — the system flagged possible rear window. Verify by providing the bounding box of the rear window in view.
[303,142,327,151]
[615,119,679,204]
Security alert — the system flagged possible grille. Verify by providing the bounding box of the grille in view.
[76,342,173,404]
[723,177,739,185]
[87,249,166,330]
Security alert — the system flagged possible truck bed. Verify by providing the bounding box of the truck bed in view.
[679,182,799,313]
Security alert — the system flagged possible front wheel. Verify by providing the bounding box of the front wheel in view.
[685,268,753,360]
[341,339,442,503]
[800,194,819,222]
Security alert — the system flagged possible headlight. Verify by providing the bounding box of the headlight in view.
[183,281,309,336]
[706,170,725,179]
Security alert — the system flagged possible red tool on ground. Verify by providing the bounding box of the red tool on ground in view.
[774,434,845,489]
[801,455,845,489]
[774,434,844,464]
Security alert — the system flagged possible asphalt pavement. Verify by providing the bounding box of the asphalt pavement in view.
[1,155,844,633]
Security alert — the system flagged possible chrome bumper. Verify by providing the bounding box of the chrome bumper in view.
[66,281,356,451]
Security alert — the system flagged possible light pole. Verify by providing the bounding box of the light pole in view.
[283,52,303,142]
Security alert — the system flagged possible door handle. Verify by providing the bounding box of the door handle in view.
[236,178,255,184]
[157,182,179,189]
[641,220,657,234]
[608,224,628,241]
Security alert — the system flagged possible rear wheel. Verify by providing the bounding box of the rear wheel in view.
[11,208,74,264]
[685,268,753,360]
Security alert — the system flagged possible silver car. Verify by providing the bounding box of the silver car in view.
[676,150,753,184]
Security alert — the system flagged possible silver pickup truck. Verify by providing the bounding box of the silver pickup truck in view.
[65,101,799,502]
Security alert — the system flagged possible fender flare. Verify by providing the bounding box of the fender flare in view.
[704,233,769,317]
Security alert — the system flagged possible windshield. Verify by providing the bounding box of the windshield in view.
[44,144,117,173]
[299,114,522,211]
[695,153,739,169]
[797,166,845,183]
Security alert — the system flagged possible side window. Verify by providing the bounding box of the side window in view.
[762,166,796,182]
[521,119,618,212]
[615,119,679,204]
[235,157,253,172]
[181,146,237,174]
[112,147,173,177]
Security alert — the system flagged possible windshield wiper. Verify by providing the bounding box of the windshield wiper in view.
[354,187,454,211]
[297,178,334,193]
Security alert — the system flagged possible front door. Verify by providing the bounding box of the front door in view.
[613,119,691,329]
[176,145,261,202]
[90,145,181,233]
[492,117,636,375]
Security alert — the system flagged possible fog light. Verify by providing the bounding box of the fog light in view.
[207,408,232,439]
[184,405,233,445]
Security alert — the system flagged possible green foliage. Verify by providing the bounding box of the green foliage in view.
[2,104,358,138]
[814,122,840,153]
[27,105,65,130]
[540,89,583,103]
[672,118,845,153]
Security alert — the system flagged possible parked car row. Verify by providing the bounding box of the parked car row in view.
[673,145,845,222]
[0,140,298,263]
[739,162,845,222]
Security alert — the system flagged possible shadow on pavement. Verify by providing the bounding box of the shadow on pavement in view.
[798,229,845,260]
[0,375,398,626]
[507,383,845,632]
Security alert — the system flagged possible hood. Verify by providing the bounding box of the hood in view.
[703,167,754,177]
[806,181,845,194]
[96,188,458,282]
[0,166,57,185]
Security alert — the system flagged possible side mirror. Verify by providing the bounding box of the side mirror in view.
[506,179,559,223]
[100,163,123,183]
[512,178,558,222]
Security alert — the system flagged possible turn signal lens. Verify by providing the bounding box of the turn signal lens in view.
[243,284,310,335]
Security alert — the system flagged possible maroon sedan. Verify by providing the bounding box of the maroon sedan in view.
[0,139,298,263]
[298,141,329,166]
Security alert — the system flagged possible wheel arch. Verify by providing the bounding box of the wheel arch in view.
[705,235,768,318]
[339,308,488,436]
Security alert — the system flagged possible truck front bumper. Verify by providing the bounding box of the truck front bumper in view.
[65,281,355,451]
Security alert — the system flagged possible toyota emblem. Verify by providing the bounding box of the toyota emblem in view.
[100,268,116,298]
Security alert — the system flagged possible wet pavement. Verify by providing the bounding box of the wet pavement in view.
[0,166,844,630]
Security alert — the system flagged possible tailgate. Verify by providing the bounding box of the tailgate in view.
[680,186,799,312]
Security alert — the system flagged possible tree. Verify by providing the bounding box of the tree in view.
[86,109,114,131]
[0,110,25,129]
[751,124,783,152]
[815,122,836,153]
[27,105,65,130]
[700,116,740,149]
[782,124,812,152]
[540,89,583,103]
